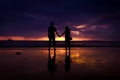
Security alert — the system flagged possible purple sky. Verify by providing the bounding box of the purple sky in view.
[0,0,120,40]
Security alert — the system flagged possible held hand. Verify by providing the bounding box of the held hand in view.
[58,34,61,37]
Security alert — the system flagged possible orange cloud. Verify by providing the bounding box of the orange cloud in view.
[72,37,92,41]
[74,24,86,29]
[71,31,80,35]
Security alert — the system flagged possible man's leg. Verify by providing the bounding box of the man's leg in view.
[49,38,51,50]
[68,41,70,50]
[53,38,56,50]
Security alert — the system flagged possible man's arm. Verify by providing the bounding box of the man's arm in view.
[54,27,60,37]
[56,31,60,37]
[48,28,50,38]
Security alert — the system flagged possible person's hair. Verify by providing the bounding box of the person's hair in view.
[51,22,54,25]
[65,26,69,30]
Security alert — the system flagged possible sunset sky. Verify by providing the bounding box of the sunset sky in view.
[0,0,120,41]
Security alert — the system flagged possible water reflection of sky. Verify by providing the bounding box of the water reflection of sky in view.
[0,47,120,80]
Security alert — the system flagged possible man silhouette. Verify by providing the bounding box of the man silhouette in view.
[48,22,59,50]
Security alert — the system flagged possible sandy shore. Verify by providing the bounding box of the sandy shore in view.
[0,41,120,47]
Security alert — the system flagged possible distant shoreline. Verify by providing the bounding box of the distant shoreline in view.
[0,40,120,47]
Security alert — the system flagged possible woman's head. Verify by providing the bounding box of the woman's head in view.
[65,26,69,30]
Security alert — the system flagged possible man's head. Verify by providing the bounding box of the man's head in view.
[50,22,54,26]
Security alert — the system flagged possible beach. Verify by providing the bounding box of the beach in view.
[1,41,120,47]
[0,47,120,80]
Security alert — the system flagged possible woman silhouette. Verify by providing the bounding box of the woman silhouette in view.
[60,26,72,50]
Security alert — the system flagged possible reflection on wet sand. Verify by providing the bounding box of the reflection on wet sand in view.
[65,49,71,72]
[48,49,57,79]
[47,48,72,80]
[0,47,120,80]
[52,48,106,65]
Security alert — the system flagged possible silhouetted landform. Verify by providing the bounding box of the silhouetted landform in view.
[0,40,120,47]
[16,52,21,55]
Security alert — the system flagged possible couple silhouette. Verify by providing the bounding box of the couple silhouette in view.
[48,22,72,50]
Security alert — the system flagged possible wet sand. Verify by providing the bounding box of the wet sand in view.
[0,47,120,80]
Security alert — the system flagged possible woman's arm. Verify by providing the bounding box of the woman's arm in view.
[56,31,60,37]
[60,31,65,37]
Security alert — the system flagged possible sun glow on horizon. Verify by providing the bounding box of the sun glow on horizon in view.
[0,36,93,41]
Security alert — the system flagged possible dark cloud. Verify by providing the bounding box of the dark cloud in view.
[0,0,120,40]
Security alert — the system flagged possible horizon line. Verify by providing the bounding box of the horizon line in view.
[0,40,120,42]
